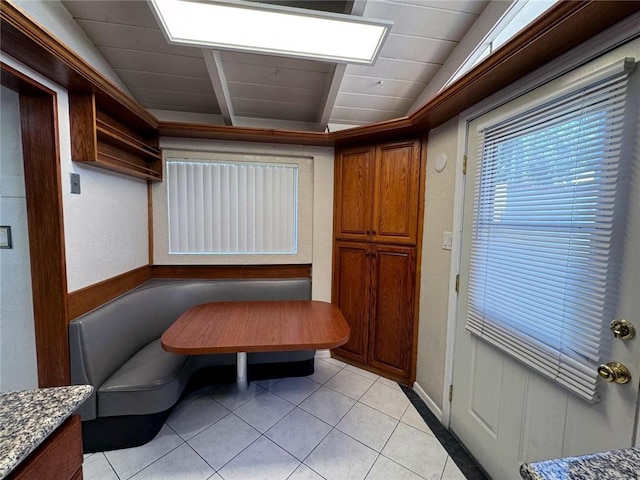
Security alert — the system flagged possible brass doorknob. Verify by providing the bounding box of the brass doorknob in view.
[611,318,635,340]
[597,362,631,384]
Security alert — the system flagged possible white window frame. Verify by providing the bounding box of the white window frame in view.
[153,149,314,265]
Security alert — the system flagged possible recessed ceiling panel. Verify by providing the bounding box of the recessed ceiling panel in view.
[330,106,407,125]
[73,19,202,58]
[366,2,481,41]
[340,76,427,99]
[335,93,415,112]
[348,58,441,83]
[62,0,159,28]
[115,70,215,96]
[129,87,218,112]
[62,0,494,128]
[233,97,319,122]
[395,0,489,15]
[98,47,209,78]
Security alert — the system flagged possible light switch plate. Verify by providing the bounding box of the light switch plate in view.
[70,173,81,194]
[442,231,453,250]
[0,226,12,249]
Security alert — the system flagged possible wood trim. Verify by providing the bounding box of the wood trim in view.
[148,182,154,265]
[152,264,312,279]
[330,1,640,146]
[157,122,332,147]
[0,61,56,96]
[161,2,640,145]
[2,63,72,387]
[411,134,429,386]
[2,1,638,148]
[0,1,157,133]
[67,265,153,320]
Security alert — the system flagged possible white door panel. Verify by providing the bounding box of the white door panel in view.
[450,41,640,480]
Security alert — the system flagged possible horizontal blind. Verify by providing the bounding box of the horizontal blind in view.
[467,60,633,402]
[167,160,298,254]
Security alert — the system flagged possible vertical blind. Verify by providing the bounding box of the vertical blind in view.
[466,59,634,402]
[167,160,298,254]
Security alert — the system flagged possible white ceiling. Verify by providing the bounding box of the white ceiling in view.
[62,0,490,131]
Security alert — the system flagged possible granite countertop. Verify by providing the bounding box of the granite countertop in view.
[0,385,93,479]
[520,447,640,480]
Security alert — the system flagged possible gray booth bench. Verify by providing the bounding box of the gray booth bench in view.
[68,277,314,452]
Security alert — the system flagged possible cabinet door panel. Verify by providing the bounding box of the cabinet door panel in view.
[334,148,373,241]
[372,140,421,245]
[369,245,415,378]
[332,242,370,362]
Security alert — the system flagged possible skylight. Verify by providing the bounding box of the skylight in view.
[148,0,392,65]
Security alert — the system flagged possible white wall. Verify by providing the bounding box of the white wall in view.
[0,86,38,391]
[415,118,458,411]
[156,138,335,302]
[1,3,150,293]
[0,62,149,294]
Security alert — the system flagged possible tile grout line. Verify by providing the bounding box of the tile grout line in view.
[101,451,122,480]
[400,385,490,480]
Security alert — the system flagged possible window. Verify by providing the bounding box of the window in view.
[466,59,634,402]
[153,149,314,265]
[167,160,298,254]
[443,0,558,89]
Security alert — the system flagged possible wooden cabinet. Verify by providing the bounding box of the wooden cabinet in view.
[369,245,416,378]
[69,93,162,181]
[332,139,424,384]
[333,242,416,379]
[332,242,371,363]
[9,415,83,480]
[334,139,421,245]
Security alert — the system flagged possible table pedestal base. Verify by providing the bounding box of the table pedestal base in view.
[236,352,248,390]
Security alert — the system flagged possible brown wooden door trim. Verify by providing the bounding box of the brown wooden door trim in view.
[2,62,70,386]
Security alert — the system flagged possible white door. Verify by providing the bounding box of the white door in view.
[449,47,640,480]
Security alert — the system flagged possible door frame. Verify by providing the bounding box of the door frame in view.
[1,62,70,387]
[440,13,640,426]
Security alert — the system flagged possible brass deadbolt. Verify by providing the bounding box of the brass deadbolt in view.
[611,318,635,340]
[597,362,631,384]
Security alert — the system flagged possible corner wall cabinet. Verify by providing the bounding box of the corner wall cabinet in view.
[69,93,162,181]
[331,139,424,384]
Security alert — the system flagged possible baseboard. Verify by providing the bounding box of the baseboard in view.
[412,381,443,423]
[315,349,331,358]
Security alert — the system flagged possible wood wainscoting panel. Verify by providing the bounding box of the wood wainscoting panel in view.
[152,264,312,279]
[67,265,152,320]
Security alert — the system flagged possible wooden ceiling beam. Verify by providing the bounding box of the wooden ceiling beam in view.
[202,49,236,126]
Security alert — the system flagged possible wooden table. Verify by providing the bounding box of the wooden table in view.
[161,300,350,389]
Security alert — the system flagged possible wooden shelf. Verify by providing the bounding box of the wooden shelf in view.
[69,93,162,181]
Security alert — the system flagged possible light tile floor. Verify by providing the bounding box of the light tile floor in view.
[83,357,471,480]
